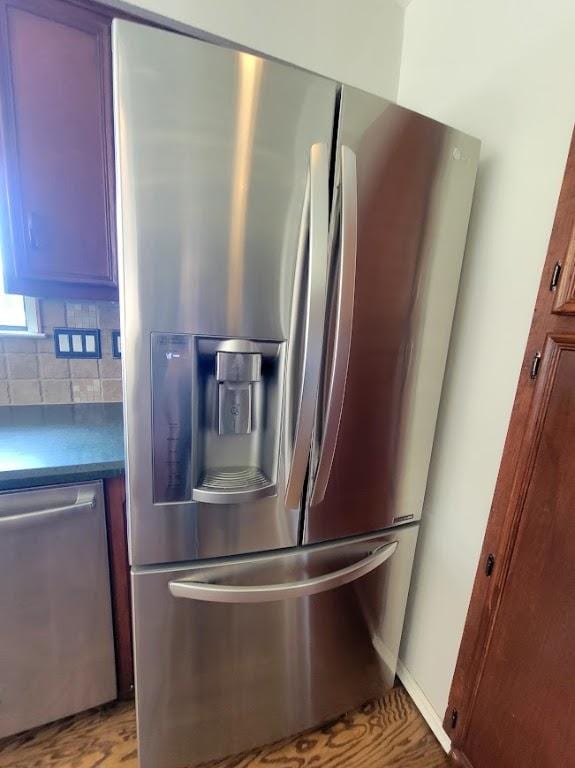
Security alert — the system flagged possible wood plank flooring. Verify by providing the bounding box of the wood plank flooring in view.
[0,685,450,768]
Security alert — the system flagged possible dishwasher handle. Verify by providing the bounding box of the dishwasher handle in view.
[0,492,96,530]
[169,541,398,604]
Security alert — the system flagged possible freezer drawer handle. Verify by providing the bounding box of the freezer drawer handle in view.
[168,541,397,603]
[284,143,330,510]
[0,492,96,530]
[310,145,358,507]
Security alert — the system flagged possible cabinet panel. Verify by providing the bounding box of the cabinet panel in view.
[447,127,575,767]
[463,336,575,768]
[0,0,117,299]
[104,476,134,700]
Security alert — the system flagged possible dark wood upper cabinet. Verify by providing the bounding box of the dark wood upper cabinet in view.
[0,0,118,299]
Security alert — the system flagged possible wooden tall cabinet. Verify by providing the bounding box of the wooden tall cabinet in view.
[0,0,118,299]
[104,476,134,700]
[448,129,575,767]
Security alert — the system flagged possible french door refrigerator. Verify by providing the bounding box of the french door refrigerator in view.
[113,20,479,768]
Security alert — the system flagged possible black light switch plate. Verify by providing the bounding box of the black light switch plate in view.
[111,330,121,359]
[53,328,101,359]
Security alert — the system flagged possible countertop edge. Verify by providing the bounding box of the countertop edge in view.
[0,462,125,492]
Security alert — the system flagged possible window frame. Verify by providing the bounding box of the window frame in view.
[0,293,42,336]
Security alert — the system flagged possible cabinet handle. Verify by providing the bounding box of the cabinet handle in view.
[27,211,40,249]
[0,493,96,530]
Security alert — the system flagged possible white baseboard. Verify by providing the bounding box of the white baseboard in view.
[396,660,452,754]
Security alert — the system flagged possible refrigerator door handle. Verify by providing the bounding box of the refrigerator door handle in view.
[284,143,330,510]
[310,145,358,507]
[168,540,397,603]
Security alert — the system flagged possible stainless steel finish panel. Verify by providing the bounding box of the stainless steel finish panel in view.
[305,87,480,544]
[0,482,116,738]
[113,21,336,564]
[132,524,419,768]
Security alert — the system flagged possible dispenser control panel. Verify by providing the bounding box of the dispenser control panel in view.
[151,333,192,504]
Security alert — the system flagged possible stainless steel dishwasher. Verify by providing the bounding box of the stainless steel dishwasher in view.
[0,481,117,738]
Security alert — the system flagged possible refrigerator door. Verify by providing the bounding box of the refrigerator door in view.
[305,87,480,544]
[113,21,336,565]
[132,524,418,768]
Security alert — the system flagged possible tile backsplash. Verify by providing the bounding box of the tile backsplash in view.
[0,300,122,405]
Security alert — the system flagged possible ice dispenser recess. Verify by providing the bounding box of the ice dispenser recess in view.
[151,333,285,506]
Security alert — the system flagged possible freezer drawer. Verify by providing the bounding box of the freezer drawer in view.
[0,482,117,738]
[132,524,418,768]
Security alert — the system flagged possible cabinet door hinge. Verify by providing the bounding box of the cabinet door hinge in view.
[530,352,542,379]
[450,708,458,729]
[485,553,496,576]
[550,261,562,291]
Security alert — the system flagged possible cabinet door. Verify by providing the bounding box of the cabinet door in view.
[0,0,117,299]
[461,336,575,768]
[0,481,116,738]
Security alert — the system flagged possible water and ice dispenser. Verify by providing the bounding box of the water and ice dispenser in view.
[151,334,284,506]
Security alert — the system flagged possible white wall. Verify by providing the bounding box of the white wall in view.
[102,0,405,99]
[398,0,575,730]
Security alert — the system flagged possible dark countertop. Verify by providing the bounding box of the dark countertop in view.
[0,403,125,491]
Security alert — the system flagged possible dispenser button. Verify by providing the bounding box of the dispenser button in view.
[218,382,252,435]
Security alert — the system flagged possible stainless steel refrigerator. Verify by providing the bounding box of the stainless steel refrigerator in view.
[113,19,479,768]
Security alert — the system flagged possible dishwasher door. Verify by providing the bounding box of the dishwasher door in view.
[0,482,117,738]
[132,524,419,768]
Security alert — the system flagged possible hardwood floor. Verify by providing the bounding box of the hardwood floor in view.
[0,685,450,768]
